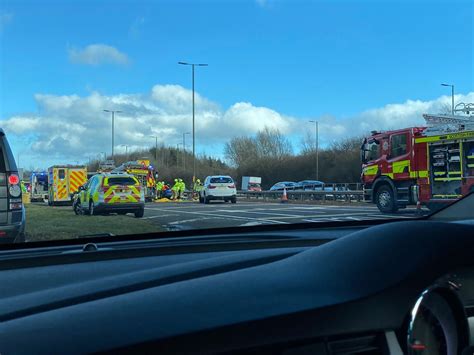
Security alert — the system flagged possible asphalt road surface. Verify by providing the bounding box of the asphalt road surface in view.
[143,201,425,231]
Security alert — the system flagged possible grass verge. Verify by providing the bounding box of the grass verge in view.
[25,203,161,242]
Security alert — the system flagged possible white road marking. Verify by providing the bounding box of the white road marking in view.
[142,214,177,219]
[217,209,305,218]
[240,221,264,226]
[146,207,289,224]
[168,217,218,225]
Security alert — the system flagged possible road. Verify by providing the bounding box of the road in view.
[143,201,425,231]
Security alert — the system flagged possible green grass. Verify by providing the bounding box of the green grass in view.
[25,203,161,242]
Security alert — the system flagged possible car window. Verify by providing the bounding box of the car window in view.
[390,134,408,158]
[366,141,380,162]
[0,0,470,244]
[210,177,233,184]
[89,176,98,191]
[58,169,65,179]
[0,147,6,173]
[106,177,137,186]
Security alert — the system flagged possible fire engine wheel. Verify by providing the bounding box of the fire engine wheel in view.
[375,185,398,213]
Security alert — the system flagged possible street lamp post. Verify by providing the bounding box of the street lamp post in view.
[178,61,208,183]
[150,135,159,163]
[121,144,130,159]
[103,110,122,161]
[441,83,455,115]
[309,120,319,180]
[182,132,190,170]
[176,143,183,168]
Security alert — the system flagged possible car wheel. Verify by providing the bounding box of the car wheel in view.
[375,185,398,213]
[134,208,145,218]
[204,194,210,204]
[73,200,81,215]
[231,196,237,204]
[89,200,95,216]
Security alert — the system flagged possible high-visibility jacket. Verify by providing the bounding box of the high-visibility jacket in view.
[156,181,164,191]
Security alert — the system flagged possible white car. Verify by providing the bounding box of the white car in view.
[200,175,237,204]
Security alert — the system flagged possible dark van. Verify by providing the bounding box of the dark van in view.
[0,129,25,243]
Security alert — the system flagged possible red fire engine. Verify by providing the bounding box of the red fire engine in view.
[361,107,474,213]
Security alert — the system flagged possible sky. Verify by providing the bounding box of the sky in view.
[0,0,472,169]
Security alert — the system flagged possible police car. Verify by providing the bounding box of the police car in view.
[73,173,145,218]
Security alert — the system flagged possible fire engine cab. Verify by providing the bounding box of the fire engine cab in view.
[361,105,474,213]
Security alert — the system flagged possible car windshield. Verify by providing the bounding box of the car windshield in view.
[0,0,472,244]
[210,177,233,184]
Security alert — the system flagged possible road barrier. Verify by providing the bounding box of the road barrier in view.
[238,189,364,203]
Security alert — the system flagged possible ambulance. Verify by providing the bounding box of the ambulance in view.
[48,165,87,205]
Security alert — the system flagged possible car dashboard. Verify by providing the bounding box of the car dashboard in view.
[1,219,474,354]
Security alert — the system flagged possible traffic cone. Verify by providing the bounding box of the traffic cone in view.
[281,187,288,203]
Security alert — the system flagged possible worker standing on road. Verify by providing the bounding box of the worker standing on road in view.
[193,178,202,200]
[179,179,186,200]
[155,180,164,199]
[171,179,179,200]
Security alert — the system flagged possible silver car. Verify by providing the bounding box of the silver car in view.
[0,129,25,243]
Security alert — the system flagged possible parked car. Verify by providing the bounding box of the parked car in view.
[295,180,325,190]
[269,182,297,191]
[200,176,237,204]
[0,128,26,243]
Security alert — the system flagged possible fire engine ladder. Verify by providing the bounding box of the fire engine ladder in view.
[423,112,474,136]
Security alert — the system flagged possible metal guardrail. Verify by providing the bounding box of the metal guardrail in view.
[237,190,365,202]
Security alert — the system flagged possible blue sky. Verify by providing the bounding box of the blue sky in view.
[0,0,472,169]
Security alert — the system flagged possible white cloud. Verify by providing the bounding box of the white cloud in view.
[68,44,129,66]
[0,12,13,33]
[307,93,474,146]
[0,85,296,165]
[256,0,267,7]
[1,85,472,168]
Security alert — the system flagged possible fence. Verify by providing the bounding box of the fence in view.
[238,190,365,203]
[237,182,364,202]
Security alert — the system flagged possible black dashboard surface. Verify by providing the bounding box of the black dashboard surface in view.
[1,220,474,354]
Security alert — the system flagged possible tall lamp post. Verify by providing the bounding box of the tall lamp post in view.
[176,143,183,168]
[178,61,208,182]
[121,144,130,159]
[150,135,159,163]
[309,120,319,181]
[103,109,122,161]
[441,83,455,115]
[182,132,190,170]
